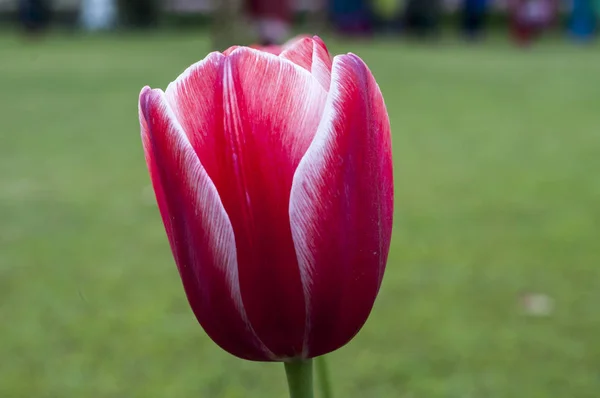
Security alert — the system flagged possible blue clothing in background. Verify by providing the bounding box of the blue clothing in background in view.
[462,0,489,37]
[465,0,488,13]
[18,0,51,31]
[329,0,371,33]
[569,0,597,40]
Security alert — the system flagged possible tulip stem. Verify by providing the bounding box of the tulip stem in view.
[315,356,333,398]
[284,359,314,398]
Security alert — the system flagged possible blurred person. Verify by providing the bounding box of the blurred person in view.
[509,0,557,45]
[247,0,292,45]
[80,0,117,31]
[329,0,372,35]
[568,0,598,41]
[403,0,442,38]
[461,0,489,39]
[18,0,51,35]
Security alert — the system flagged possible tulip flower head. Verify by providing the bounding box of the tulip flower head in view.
[138,36,393,362]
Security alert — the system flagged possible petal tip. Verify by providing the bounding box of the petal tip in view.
[139,85,152,105]
[139,87,165,120]
[223,45,240,56]
[165,52,225,97]
[138,86,152,123]
[311,35,326,47]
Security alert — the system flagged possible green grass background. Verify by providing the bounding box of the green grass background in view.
[1,32,599,397]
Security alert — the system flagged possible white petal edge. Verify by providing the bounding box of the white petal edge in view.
[164,51,224,103]
[143,90,275,360]
[288,53,385,355]
[287,56,343,356]
[279,37,331,91]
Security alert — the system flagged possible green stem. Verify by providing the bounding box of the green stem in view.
[315,356,333,398]
[284,359,314,398]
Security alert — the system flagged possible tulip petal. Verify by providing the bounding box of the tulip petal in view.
[249,43,284,55]
[139,87,275,361]
[223,45,240,55]
[280,36,332,90]
[289,54,394,358]
[165,48,328,357]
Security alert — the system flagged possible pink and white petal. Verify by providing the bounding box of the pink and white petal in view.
[164,51,226,184]
[280,36,332,90]
[282,34,311,48]
[214,48,328,357]
[249,43,284,55]
[289,54,394,358]
[163,47,328,358]
[223,45,240,56]
[139,87,274,361]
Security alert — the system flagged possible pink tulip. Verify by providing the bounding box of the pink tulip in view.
[138,36,393,361]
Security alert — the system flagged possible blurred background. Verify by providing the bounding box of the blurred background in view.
[1,0,599,397]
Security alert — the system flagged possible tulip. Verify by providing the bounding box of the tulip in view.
[138,36,393,368]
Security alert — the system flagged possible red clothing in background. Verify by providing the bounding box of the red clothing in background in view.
[247,0,291,21]
[509,0,557,45]
[246,0,292,44]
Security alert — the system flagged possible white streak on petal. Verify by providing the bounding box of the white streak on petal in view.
[288,68,341,356]
[152,90,275,359]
